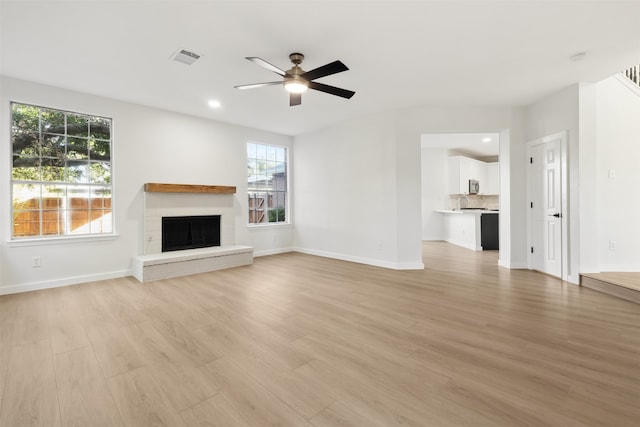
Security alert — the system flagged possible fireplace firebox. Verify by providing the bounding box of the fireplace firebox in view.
[162,215,221,252]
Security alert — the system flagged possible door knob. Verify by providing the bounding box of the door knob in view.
[550,213,562,218]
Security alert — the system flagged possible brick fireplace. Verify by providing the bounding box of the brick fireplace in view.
[133,183,252,282]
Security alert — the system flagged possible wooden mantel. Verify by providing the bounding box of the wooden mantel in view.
[144,183,236,194]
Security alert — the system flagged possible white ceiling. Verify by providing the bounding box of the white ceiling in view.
[421,132,500,158]
[2,1,639,136]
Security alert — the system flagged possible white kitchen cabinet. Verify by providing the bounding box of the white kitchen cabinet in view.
[486,162,500,195]
[448,156,488,194]
[436,209,499,251]
[448,157,460,194]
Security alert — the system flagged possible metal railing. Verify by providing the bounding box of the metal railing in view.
[623,65,639,87]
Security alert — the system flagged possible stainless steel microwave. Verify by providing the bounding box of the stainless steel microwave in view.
[469,179,479,194]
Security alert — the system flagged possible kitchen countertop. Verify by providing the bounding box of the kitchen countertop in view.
[435,209,499,215]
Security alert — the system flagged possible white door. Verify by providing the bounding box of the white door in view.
[529,137,563,278]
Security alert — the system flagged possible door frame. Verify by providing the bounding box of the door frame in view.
[526,131,569,281]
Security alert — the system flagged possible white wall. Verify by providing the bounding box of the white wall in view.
[524,85,580,284]
[294,105,528,271]
[594,76,640,271]
[499,115,525,270]
[292,112,403,269]
[515,77,640,278]
[397,106,527,270]
[299,78,636,281]
[0,77,293,294]
[5,77,599,293]
[578,82,599,273]
[420,148,448,240]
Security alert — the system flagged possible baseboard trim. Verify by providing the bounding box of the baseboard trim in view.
[294,247,424,270]
[0,269,132,296]
[443,239,481,251]
[510,262,529,269]
[422,236,444,242]
[394,261,425,270]
[254,247,294,257]
[597,264,640,272]
[0,247,293,294]
[498,260,528,269]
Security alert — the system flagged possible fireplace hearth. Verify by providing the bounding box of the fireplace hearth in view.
[162,215,220,252]
[135,183,252,282]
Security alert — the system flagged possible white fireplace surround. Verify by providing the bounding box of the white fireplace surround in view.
[143,191,235,254]
[133,187,253,282]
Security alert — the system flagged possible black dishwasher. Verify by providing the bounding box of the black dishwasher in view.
[481,214,499,250]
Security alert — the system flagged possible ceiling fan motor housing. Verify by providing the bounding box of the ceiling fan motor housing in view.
[285,53,307,88]
[289,52,304,65]
[286,53,306,80]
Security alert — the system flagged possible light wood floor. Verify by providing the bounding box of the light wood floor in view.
[1,242,639,426]
[582,272,640,292]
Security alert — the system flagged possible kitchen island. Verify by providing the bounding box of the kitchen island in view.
[435,209,499,251]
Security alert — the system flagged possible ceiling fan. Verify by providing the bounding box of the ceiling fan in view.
[234,53,355,106]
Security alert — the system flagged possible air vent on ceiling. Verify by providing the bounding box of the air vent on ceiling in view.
[171,49,201,65]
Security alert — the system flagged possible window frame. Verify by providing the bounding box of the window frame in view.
[246,141,290,227]
[9,101,115,241]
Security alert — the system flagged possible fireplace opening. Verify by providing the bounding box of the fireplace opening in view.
[162,215,221,252]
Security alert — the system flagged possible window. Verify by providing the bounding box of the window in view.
[247,142,288,224]
[11,102,113,238]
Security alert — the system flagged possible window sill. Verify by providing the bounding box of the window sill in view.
[247,223,291,230]
[7,233,119,247]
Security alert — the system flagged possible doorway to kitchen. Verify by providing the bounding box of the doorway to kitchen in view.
[420,132,501,261]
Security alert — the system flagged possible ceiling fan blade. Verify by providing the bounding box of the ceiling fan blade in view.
[301,60,349,81]
[234,81,282,90]
[308,81,355,99]
[246,57,286,76]
[290,93,302,106]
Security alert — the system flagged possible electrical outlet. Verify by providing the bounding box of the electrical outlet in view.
[32,256,41,268]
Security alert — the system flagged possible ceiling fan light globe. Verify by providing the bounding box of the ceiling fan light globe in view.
[284,81,308,94]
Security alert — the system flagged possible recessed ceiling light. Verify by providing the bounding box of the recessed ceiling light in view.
[482,137,492,143]
[207,100,221,108]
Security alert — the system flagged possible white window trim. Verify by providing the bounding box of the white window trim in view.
[246,141,290,226]
[10,102,115,240]
[7,233,119,247]
[247,222,292,229]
